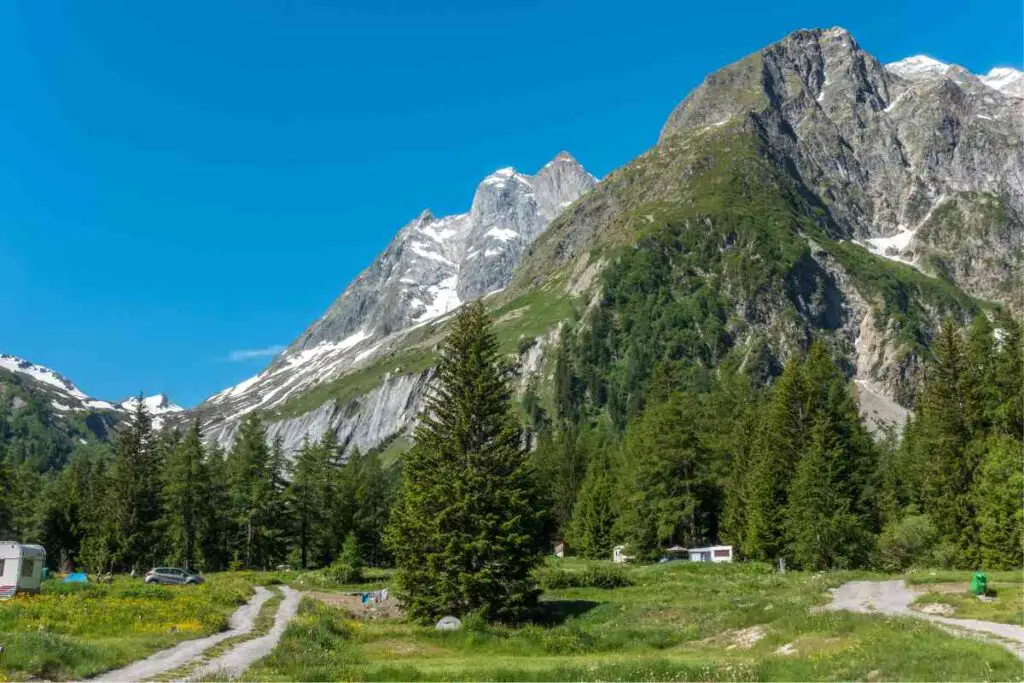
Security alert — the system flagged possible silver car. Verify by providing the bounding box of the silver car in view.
[144,567,204,585]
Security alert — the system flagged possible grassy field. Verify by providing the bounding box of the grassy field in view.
[0,574,252,681]
[1,563,1020,681]
[245,560,1023,682]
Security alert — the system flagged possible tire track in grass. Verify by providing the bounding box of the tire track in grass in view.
[92,586,274,682]
[181,586,301,681]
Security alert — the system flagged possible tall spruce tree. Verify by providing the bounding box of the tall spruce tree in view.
[227,415,286,569]
[784,413,865,569]
[913,320,979,566]
[286,437,328,568]
[975,435,1024,569]
[110,396,162,572]
[567,442,619,559]
[387,301,545,622]
[743,358,808,561]
[163,421,206,570]
[199,442,231,571]
[621,392,714,557]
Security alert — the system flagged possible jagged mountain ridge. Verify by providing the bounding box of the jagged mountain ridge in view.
[0,352,182,440]
[187,27,1020,456]
[191,153,596,449]
[658,28,1022,310]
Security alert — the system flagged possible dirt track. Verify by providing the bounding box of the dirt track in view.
[826,580,1024,661]
[182,585,301,681]
[92,586,274,681]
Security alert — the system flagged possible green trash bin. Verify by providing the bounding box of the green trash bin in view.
[970,571,988,596]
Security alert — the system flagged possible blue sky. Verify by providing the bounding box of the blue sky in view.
[0,0,1020,408]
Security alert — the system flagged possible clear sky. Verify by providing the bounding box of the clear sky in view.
[0,0,1020,407]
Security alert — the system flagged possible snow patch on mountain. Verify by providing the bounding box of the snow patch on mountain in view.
[0,354,88,400]
[120,394,185,415]
[0,352,176,424]
[887,56,1024,98]
[191,152,597,452]
[980,67,1024,98]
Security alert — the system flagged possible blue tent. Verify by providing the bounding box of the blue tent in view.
[64,572,88,583]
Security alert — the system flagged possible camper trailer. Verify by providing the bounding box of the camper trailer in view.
[0,542,46,598]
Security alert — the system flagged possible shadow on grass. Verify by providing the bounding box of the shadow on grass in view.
[532,599,602,626]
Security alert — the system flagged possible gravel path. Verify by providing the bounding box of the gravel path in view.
[182,585,301,681]
[826,580,1024,661]
[92,586,274,682]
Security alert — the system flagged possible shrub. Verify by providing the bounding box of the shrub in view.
[327,533,364,584]
[537,565,633,590]
[877,512,939,571]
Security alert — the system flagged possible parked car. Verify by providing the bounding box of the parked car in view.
[144,567,204,585]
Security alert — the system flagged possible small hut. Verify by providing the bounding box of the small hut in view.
[0,542,46,599]
[554,540,567,558]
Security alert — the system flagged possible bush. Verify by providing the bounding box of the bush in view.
[877,513,939,571]
[537,565,633,590]
[327,533,364,584]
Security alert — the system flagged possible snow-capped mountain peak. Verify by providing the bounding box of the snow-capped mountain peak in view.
[0,353,180,418]
[887,56,1024,98]
[120,393,184,415]
[886,55,952,80]
[193,152,597,450]
[0,353,88,400]
[980,66,1024,98]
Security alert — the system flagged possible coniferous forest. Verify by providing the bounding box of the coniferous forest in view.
[0,304,1020,583]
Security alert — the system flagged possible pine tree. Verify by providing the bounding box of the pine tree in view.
[227,415,286,570]
[0,453,13,538]
[567,444,618,559]
[621,392,714,558]
[286,438,327,568]
[387,301,545,622]
[743,357,807,561]
[163,421,206,570]
[913,320,979,566]
[784,413,864,569]
[199,442,231,571]
[110,396,162,572]
[974,435,1024,569]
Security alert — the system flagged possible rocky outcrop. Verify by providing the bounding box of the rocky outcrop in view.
[190,154,595,453]
[660,28,1023,309]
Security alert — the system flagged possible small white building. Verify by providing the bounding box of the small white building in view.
[0,542,46,599]
[687,545,733,563]
[612,545,634,564]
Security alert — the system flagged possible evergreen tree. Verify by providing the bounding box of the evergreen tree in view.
[0,453,13,538]
[784,413,865,569]
[621,392,715,558]
[199,443,231,571]
[567,443,619,559]
[110,396,162,572]
[387,301,545,622]
[913,320,980,567]
[227,415,286,569]
[163,421,206,570]
[347,447,397,567]
[974,435,1024,569]
[286,438,328,568]
[743,357,807,561]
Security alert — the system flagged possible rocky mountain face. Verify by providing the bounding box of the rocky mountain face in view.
[190,154,596,452]
[659,29,1023,310]
[514,28,1020,423]
[186,27,1020,456]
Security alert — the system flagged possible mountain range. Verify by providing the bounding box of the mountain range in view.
[3,27,1021,458]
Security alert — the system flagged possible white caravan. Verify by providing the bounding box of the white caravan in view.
[0,541,46,598]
